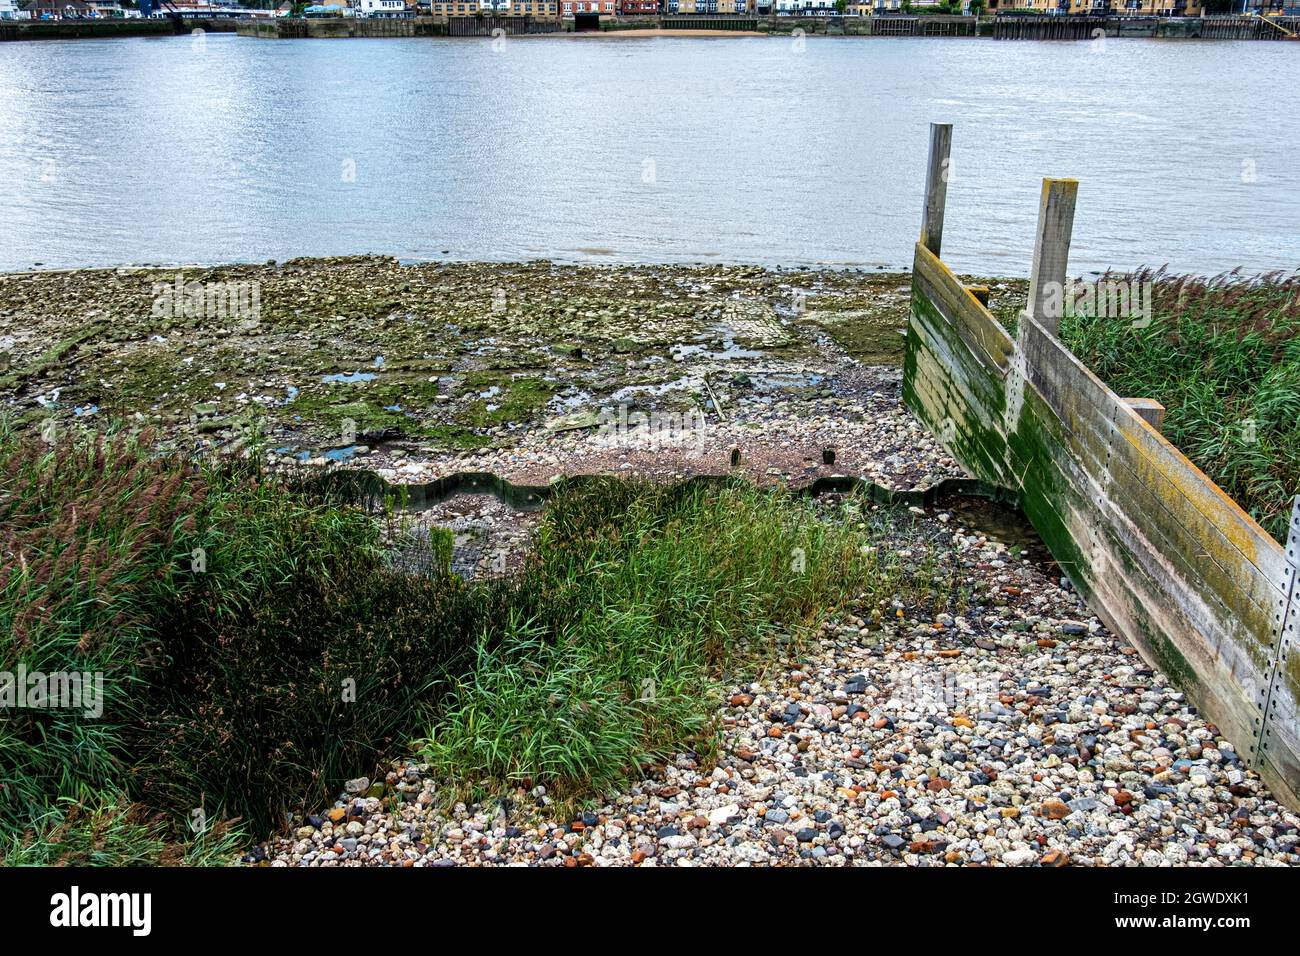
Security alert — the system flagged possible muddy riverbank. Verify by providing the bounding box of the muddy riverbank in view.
[0,258,1027,490]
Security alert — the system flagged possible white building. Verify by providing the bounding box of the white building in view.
[355,0,407,14]
[775,0,837,11]
[0,0,20,18]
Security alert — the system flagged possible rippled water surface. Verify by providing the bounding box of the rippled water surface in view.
[1,34,1296,273]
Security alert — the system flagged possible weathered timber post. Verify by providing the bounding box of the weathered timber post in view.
[1024,177,1078,336]
[920,123,953,257]
[1290,496,1300,572]
[1122,397,1165,433]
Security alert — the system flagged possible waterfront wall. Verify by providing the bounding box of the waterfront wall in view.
[589,14,977,34]
[0,17,239,41]
[7,14,1296,42]
[593,13,1299,38]
[991,14,1298,39]
[903,124,1300,810]
[237,17,431,38]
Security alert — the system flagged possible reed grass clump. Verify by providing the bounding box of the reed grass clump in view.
[0,792,243,867]
[0,422,485,846]
[419,478,887,805]
[1060,269,1300,542]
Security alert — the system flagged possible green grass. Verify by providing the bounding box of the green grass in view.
[0,420,484,842]
[459,373,555,429]
[1,423,211,835]
[419,479,895,807]
[1,422,933,860]
[1,792,243,867]
[1057,270,1300,542]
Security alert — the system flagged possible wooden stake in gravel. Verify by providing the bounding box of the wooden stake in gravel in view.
[703,374,726,422]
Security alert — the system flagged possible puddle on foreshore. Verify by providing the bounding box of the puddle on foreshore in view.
[743,370,827,394]
[274,444,367,464]
[324,445,366,463]
[547,387,593,413]
[321,371,377,384]
[933,492,1058,571]
[609,376,700,404]
[669,336,764,363]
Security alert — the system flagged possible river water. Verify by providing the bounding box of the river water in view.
[1,33,1296,275]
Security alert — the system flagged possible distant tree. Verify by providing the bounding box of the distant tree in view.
[834,0,846,10]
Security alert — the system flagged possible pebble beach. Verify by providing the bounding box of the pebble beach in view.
[3,259,1295,867]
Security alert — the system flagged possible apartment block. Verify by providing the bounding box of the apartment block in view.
[1063,0,1206,11]
[430,0,478,13]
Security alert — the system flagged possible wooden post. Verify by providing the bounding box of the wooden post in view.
[1024,177,1078,336]
[1123,398,1165,433]
[965,285,990,307]
[920,123,952,257]
[1289,495,1300,576]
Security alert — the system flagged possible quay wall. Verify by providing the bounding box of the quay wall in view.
[8,14,1297,42]
[1,17,238,41]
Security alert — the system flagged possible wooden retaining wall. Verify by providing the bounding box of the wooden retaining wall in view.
[903,124,1300,810]
[1201,15,1299,39]
[661,16,758,30]
[448,15,562,36]
[993,15,1108,40]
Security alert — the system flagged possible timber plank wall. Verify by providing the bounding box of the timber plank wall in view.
[903,151,1300,809]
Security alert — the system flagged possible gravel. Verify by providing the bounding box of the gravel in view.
[252,508,1300,867]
